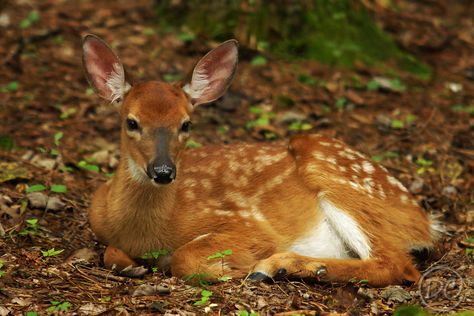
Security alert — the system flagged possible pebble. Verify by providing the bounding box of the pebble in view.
[381,286,412,303]
[409,178,424,194]
[31,155,56,170]
[132,283,171,296]
[27,192,48,208]
[46,196,65,211]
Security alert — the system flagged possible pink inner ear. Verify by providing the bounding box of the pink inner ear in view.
[189,40,238,106]
[83,36,122,100]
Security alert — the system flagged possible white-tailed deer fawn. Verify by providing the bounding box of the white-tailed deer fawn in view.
[83,34,440,286]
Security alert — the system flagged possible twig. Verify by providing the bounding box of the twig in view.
[4,28,62,72]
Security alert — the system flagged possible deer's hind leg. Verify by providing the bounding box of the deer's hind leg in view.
[249,249,420,287]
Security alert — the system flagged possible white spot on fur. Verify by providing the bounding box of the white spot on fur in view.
[400,194,409,204]
[215,209,233,216]
[192,233,210,242]
[362,177,375,195]
[106,63,131,103]
[387,175,408,192]
[362,161,375,174]
[338,150,356,160]
[339,166,347,172]
[351,164,361,173]
[289,196,371,259]
[319,141,331,146]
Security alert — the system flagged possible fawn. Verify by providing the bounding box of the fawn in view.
[83,34,440,286]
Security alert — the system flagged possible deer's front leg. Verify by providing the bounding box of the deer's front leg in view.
[171,232,275,283]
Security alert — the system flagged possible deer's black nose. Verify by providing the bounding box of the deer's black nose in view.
[147,163,176,184]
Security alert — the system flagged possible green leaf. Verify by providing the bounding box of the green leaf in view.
[249,106,262,114]
[26,184,47,193]
[163,73,183,82]
[185,139,202,149]
[54,132,63,146]
[26,312,38,316]
[78,160,100,172]
[405,114,417,124]
[250,55,267,66]
[7,81,19,92]
[335,97,347,110]
[60,107,77,119]
[177,32,195,42]
[51,184,67,193]
[26,218,38,226]
[366,79,381,91]
[372,155,383,162]
[20,11,40,29]
[416,158,433,167]
[141,249,170,259]
[390,119,404,129]
[221,249,233,256]
[41,248,64,257]
[201,290,213,297]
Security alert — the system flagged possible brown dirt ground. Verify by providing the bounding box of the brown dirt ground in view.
[0,0,473,315]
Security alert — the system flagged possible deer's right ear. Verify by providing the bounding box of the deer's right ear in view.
[82,34,131,104]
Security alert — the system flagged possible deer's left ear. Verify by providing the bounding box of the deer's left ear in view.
[183,40,238,107]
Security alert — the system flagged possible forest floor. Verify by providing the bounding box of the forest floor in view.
[0,0,473,315]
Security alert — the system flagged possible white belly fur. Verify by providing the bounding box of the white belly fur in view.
[288,196,372,259]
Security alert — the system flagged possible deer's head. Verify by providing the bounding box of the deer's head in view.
[82,35,238,185]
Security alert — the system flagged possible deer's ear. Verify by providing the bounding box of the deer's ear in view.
[82,34,130,104]
[183,40,238,107]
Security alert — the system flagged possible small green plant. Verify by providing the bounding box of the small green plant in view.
[246,106,274,130]
[59,107,77,119]
[288,121,312,132]
[25,312,38,316]
[207,249,233,260]
[46,301,71,313]
[207,249,233,277]
[0,260,5,277]
[141,249,170,260]
[194,289,213,306]
[0,81,19,93]
[372,151,399,162]
[416,157,434,175]
[41,248,64,257]
[98,296,111,303]
[335,97,348,111]
[185,273,211,287]
[19,218,41,237]
[237,311,260,316]
[20,11,40,29]
[390,114,417,129]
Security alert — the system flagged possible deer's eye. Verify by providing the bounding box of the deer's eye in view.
[181,121,191,133]
[126,118,139,131]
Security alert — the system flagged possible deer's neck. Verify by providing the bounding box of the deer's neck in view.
[106,156,178,255]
